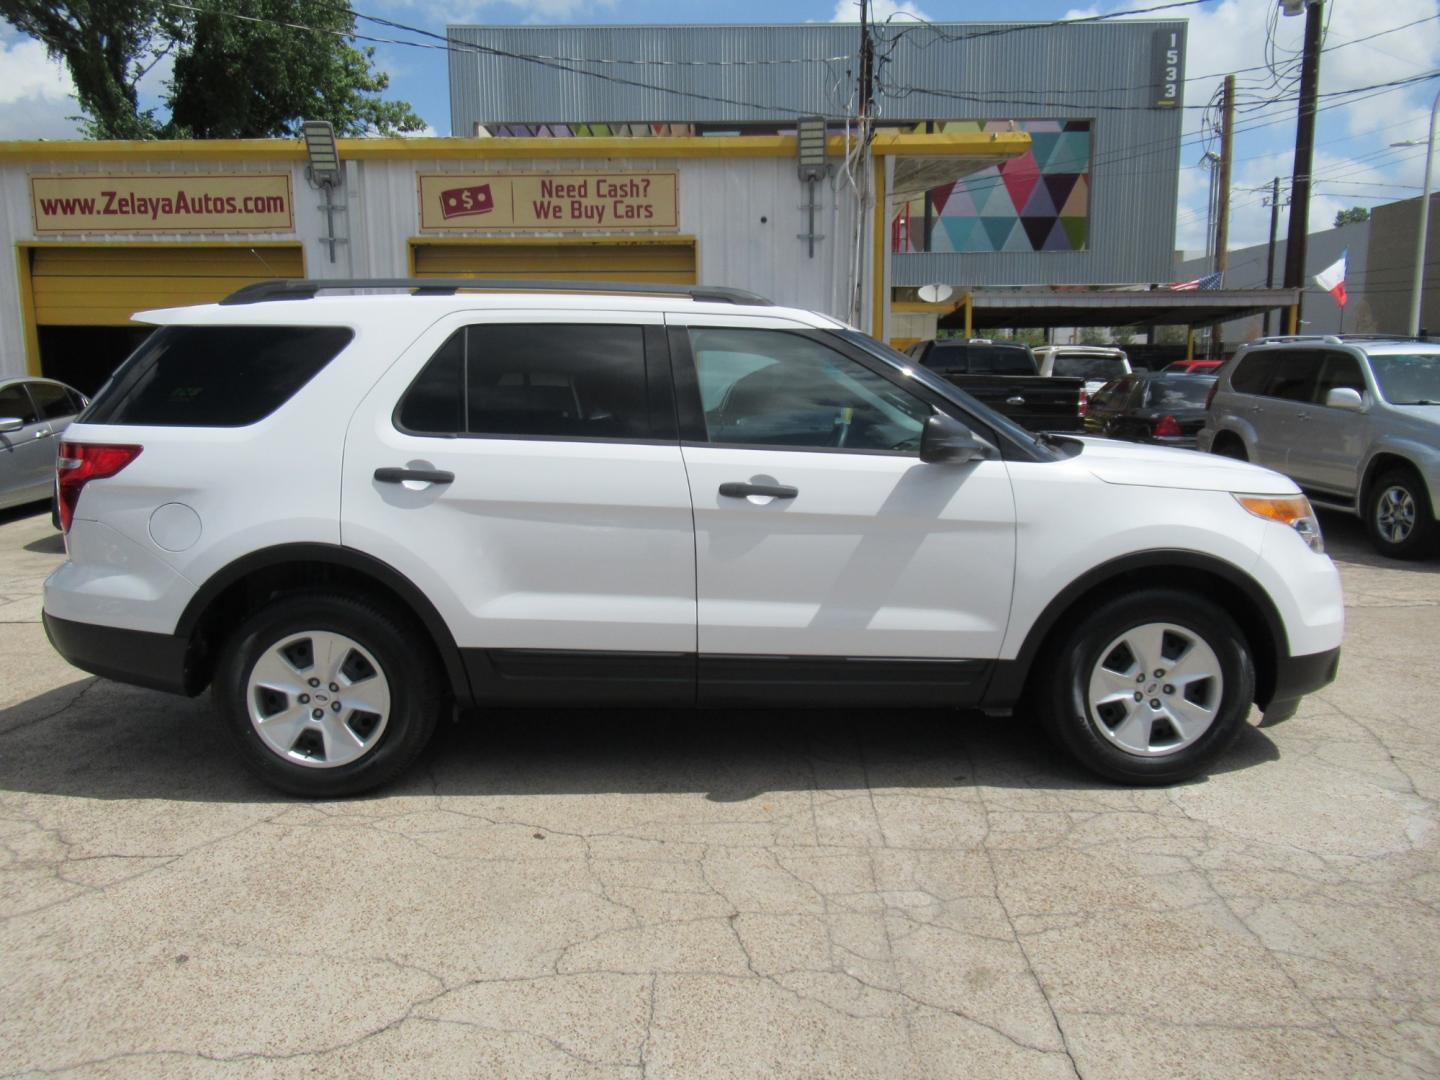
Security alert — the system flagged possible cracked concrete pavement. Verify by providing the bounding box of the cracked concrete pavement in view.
[1,503,1437,1078]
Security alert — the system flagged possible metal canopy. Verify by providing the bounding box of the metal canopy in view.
[934,288,1303,330]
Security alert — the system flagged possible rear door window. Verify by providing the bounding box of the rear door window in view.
[84,325,352,427]
[397,323,653,441]
[26,381,79,421]
[1052,354,1127,380]
[1228,352,1276,395]
[1265,351,1319,402]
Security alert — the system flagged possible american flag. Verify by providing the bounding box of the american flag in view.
[1170,271,1224,291]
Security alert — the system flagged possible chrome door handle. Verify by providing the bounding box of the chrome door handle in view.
[1005,395,1025,406]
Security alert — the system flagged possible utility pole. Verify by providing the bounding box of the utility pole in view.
[858,0,874,122]
[1214,74,1235,275]
[1264,176,1283,334]
[1283,0,1324,331]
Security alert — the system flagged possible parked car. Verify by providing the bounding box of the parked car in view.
[1034,345,1132,396]
[905,338,1085,432]
[1199,334,1440,559]
[0,377,88,512]
[43,279,1341,796]
[1164,359,1223,375]
[1085,373,1218,448]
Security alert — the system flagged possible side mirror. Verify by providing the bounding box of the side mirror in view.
[1325,387,1365,411]
[0,417,23,434]
[920,412,994,465]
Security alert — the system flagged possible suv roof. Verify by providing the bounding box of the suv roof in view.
[1245,334,1440,354]
[220,278,775,307]
[136,279,839,329]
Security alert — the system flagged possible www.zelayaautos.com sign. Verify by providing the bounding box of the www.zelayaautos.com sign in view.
[30,174,294,233]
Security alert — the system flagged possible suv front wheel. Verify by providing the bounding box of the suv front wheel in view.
[1366,466,1436,560]
[213,592,445,797]
[1038,588,1256,784]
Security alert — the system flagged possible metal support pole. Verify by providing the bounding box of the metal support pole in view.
[1407,86,1440,336]
[1264,177,1281,335]
[1283,1,1324,316]
[1214,74,1235,275]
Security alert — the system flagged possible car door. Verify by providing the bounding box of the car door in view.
[0,382,55,505]
[1289,349,1370,497]
[1252,349,1319,473]
[666,315,1017,706]
[342,310,697,705]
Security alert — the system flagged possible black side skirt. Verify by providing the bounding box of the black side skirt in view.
[464,649,991,708]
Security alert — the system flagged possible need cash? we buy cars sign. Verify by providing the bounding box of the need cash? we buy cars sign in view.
[31,174,294,233]
[418,172,678,231]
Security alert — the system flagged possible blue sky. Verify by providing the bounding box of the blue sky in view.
[3,0,1439,260]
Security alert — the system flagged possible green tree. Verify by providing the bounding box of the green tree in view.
[1334,206,1370,227]
[167,0,424,138]
[1110,325,1135,346]
[0,0,424,139]
[0,1,172,138]
[1079,326,1107,345]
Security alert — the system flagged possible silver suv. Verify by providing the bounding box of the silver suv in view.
[1199,335,1440,559]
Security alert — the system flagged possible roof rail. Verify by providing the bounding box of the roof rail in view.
[1253,332,1436,346]
[219,278,774,307]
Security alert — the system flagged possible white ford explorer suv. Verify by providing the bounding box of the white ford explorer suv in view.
[42,280,1343,797]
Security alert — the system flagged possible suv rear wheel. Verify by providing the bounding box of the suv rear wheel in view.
[213,592,445,797]
[1037,588,1256,784]
[1366,467,1436,560]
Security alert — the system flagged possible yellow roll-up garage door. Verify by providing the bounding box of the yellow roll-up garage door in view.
[25,243,305,393]
[412,237,696,284]
[29,244,304,327]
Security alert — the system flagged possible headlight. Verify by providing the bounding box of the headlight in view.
[1234,493,1324,553]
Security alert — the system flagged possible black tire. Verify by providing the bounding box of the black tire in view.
[1036,588,1256,785]
[1211,434,1247,461]
[213,591,446,797]
[1365,467,1436,560]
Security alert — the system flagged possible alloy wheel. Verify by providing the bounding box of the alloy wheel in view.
[1085,621,1223,757]
[245,630,391,768]
[1375,484,1417,545]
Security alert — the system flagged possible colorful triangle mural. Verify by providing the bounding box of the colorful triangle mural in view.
[999,153,1042,215]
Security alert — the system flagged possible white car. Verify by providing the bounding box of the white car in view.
[42,280,1343,797]
[1035,345,1132,396]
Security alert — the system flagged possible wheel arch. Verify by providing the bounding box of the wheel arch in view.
[983,550,1289,712]
[175,543,472,704]
[1360,450,1433,515]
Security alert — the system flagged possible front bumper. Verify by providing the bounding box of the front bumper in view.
[43,612,195,695]
[1259,645,1341,723]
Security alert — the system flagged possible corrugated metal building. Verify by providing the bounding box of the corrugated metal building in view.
[448,21,1189,290]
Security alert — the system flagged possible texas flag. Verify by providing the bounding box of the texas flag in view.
[1314,251,1347,307]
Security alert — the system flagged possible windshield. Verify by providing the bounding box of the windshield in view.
[1145,376,1216,409]
[926,344,1034,375]
[1053,355,1127,380]
[1368,352,1440,404]
[834,330,1057,458]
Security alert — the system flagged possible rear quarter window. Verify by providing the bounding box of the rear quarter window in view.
[83,325,352,427]
[1228,352,1275,395]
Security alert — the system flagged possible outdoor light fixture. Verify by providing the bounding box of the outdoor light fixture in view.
[797,116,829,182]
[1279,0,1306,15]
[796,117,830,259]
[302,119,342,188]
[301,119,345,264]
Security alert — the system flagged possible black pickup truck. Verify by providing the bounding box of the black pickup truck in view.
[905,339,1085,432]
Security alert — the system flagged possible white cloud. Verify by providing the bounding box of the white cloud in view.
[832,0,930,22]
[377,0,615,23]
[0,33,83,138]
[1085,0,1440,263]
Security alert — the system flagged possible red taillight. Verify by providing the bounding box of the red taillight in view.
[1078,388,1089,418]
[1152,415,1182,439]
[1204,380,1219,409]
[56,442,142,533]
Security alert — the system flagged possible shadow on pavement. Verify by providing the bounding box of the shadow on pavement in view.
[0,501,48,528]
[1318,509,1440,573]
[23,533,64,555]
[0,676,1280,805]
